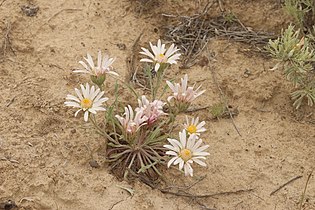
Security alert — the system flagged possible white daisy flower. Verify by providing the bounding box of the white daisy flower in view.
[140,39,181,72]
[184,116,206,136]
[164,130,209,176]
[64,83,108,122]
[166,74,205,104]
[115,105,147,134]
[136,95,167,125]
[73,51,118,76]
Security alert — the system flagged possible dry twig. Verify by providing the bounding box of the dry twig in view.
[270,175,303,196]
[141,176,253,199]
[206,48,241,136]
[299,170,314,210]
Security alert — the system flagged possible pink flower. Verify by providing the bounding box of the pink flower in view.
[115,105,147,134]
[136,96,167,125]
[166,74,205,103]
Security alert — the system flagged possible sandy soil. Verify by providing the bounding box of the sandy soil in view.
[0,0,314,210]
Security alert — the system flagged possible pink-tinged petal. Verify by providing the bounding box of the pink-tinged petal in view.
[195,117,199,125]
[149,42,158,57]
[165,43,175,58]
[79,60,89,70]
[140,48,155,59]
[166,81,175,92]
[97,51,102,68]
[167,53,181,64]
[73,69,91,74]
[85,53,95,68]
[182,74,188,92]
[107,71,119,76]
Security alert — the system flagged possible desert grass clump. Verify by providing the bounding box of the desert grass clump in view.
[64,40,209,180]
[266,25,315,108]
[284,0,315,32]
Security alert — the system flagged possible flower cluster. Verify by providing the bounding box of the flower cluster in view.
[115,96,166,134]
[64,40,209,178]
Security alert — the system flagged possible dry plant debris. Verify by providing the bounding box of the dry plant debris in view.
[163,3,276,68]
[1,20,15,59]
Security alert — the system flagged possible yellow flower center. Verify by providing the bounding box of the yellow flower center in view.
[180,149,192,162]
[156,53,166,63]
[81,98,92,109]
[187,125,197,134]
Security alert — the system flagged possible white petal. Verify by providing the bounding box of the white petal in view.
[194,151,210,156]
[179,130,187,148]
[64,101,80,108]
[75,88,83,100]
[88,108,97,114]
[97,51,102,68]
[192,158,207,167]
[179,159,184,170]
[184,163,193,176]
[167,156,178,168]
[66,94,80,103]
[85,53,95,68]
[74,109,81,117]
[195,145,210,153]
[84,111,89,122]
[165,151,178,156]
[140,58,154,63]
[164,144,176,151]
[154,63,160,72]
